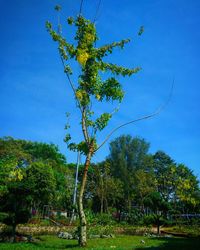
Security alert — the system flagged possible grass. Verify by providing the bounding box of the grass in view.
[0,235,200,250]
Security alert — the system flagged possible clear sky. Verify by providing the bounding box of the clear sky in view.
[0,0,200,178]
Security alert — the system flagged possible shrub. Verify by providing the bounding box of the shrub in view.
[95,213,116,225]
[127,209,143,225]
[88,224,114,236]
[86,211,116,226]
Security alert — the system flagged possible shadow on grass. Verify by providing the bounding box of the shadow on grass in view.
[63,244,80,249]
[31,242,80,249]
[31,243,79,249]
[135,236,200,250]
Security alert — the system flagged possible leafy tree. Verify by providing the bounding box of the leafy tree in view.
[133,167,156,212]
[23,141,66,166]
[174,164,200,212]
[88,161,123,213]
[0,136,73,239]
[0,137,29,199]
[46,9,141,245]
[0,137,67,168]
[144,191,170,234]
[153,151,200,213]
[0,162,30,241]
[153,151,175,201]
[107,135,150,212]
[25,162,56,208]
[0,160,57,241]
[0,137,72,209]
[53,165,74,210]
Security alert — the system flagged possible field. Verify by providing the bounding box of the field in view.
[0,235,200,250]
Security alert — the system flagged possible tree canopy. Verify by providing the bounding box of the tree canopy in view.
[0,136,73,240]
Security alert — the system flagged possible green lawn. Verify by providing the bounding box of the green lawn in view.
[0,235,200,250]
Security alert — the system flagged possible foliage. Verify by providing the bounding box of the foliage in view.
[0,137,73,210]
[174,164,199,209]
[144,191,171,234]
[144,192,170,213]
[153,151,200,211]
[107,135,151,211]
[0,165,31,240]
[23,141,66,165]
[91,135,200,226]
[88,224,115,236]
[86,211,116,226]
[0,160,56,239]
[133,167,156,208]
[53,166,74,210]
[126,208,143,225]
[86,162,123,213]
[25,162,56,206]
[153,151,175,202]
[0,136,66,166]
[46,14,140,154]
[0,137,73,238]
[108,135,150,175]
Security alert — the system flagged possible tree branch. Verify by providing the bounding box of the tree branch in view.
[95,79,174,152]
[81,108,90,144]
[56,13,90,146]
[79,0,84,16]
[93,0,102,23]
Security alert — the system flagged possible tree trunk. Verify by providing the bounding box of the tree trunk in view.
[104,198,108,213]
[78,148,93,247]
[157,216,160,235]
[100,175,104,214]
[100,195,104,214]
[157,222,160,235]
[12,223,17,243]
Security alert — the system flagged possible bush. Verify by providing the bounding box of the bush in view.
[0,212,8,222]
[127,209,143,225]
[86,211,116,226]
[140,215,155,226]
[88,224,114,236]
[85,210,96,225]
[95,213,116,225]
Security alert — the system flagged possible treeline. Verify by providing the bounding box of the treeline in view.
[85,135,200,216]
[0,135,200,233]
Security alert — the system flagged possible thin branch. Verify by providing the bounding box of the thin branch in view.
[93,0,102,23]
[79,0,84,16]
[60,58,75,95]
[95,79,174,152]
[92,104,120,139]
[60,57,91,146]
[59,47,84,110]
[82,108,90,144]
[110,104,121,116]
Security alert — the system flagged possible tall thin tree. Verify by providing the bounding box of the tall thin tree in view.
[46,4,166,246]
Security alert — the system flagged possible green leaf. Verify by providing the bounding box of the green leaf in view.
[55,5,62,12]
[95,113,112,131]
[138,26,144,36]
[67,17,74,25]
[64,65,72,75]
[64,134,71,143]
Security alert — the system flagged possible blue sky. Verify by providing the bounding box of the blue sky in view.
[0,0,200,178]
